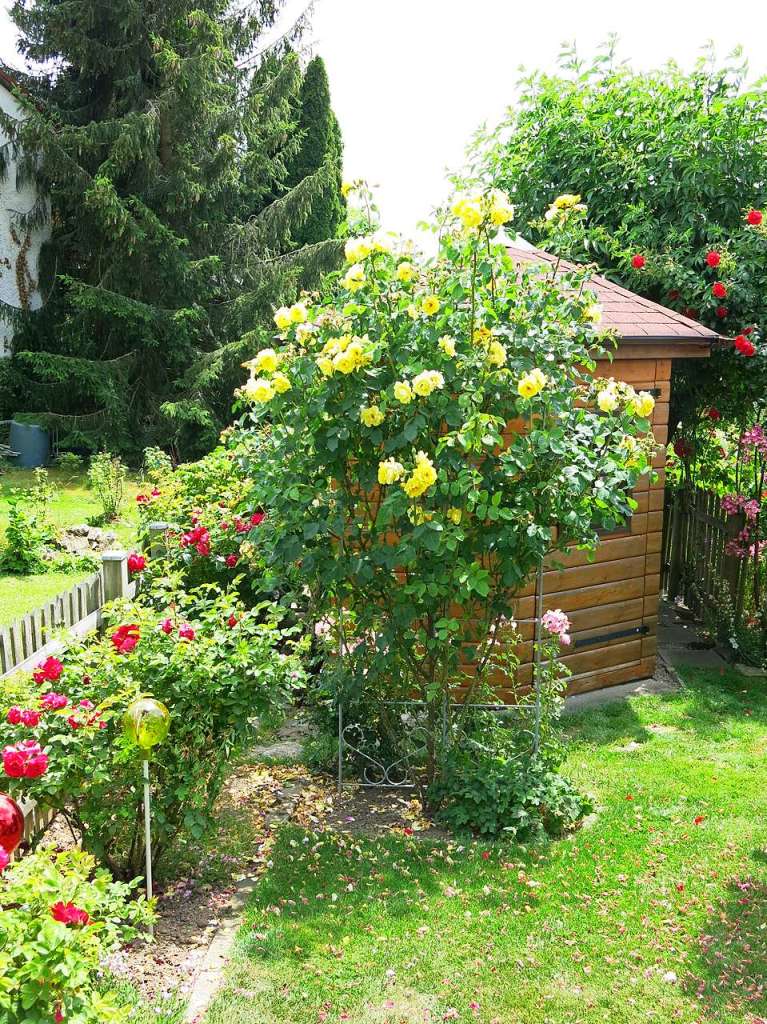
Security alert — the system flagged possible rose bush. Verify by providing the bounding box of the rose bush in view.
[235,182,655,793]
[0,848,152,1023]
[0,581,305,878]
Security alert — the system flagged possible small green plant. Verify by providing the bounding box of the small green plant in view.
[88,452,127,523]
[0,847,154,1023]
[0,469,56,574]
[56,451,84,476]
[141,446,173,484]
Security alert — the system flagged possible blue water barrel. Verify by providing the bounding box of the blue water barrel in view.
[9,421,50,468]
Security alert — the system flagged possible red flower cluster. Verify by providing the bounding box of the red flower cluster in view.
[135,487,161,504]
[66,699,103,731]
[178,623,196,642]
[127,552,146,575]
[746,209,763,226]
[735,334,756,357]
[631,253,646,269]
[181,524,211,556]
[705,250,721,268]
[674,438,693,459]
[111,623,140,654]
[711,281,727,299]
[51,901,90,926]
[33,656,63,686]
[706,407,721,421]
[2,740,48,778]
[6,707,41,727]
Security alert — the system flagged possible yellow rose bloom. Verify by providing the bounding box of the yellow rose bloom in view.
[488,189,515,226]
[517,369,546,400]
[333,349,356,374]
[344,238,371,263]
[412,370,445,397]
[393,380,413,404]
[446,507,462,525]
[289,302,308,324]
[487,341,507,367]
[341,181,354,197]
[360,405,385,427]
[272,372,291,394]
[402,451,437,498]
[421,295,440,316]
[273,306,292,331]
[378,458,405,485]
[243,376,274,403]
[452,194,483,229]
[554,193,582,209]
[582,302,602,324]
[396,262,416,283]
[317,357,334,377]
[251,347,279,373]
[633,391,655,418]
[438,335,456,358]
[473,325,492,347]
[341,263,366,291]
[597,387,619,413]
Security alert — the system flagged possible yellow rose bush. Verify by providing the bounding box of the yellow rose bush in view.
[236,184,655,792]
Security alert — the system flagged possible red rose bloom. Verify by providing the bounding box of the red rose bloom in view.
[32,656,64,685]
[136,493,149,504]
[225,554,238,568]
[250,511,265,526]
[674,439,692,459]
[715,305,728,319]
[160,617,174,635]
[743,325,754,335]
[667,289,680,301]
[21,709,41,727]
[227,614,238,628]
[3,741,48,779]
[6,707,21,725]
[735,334,756,357]
[51,901,90,927]
[711,281,727,299]
[631,254,646,269]
[151,487,161,497]
[234,517,249,534]
[178,623,196,641]
[746,208,763,226]
[705,250,721,268]
[54,1004,64,1023]
[2,748,25,778]
[127,552,146,574]
[111,623,140,654]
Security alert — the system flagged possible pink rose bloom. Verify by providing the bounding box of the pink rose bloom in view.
[559,633,572,646]
[6,707,22,725]
[178,623,196,641]
[24,752,49,778]
[78,699,94,710]
[32,656,64,685]
[160,617,174,635]
[40,692,69,711]
[225,553,238,568]
[127,552,147,574]
[20,709,41,728]
[2,747,26,778]
[541,608,571,636]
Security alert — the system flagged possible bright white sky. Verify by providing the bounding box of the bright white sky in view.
[2,0,767,235]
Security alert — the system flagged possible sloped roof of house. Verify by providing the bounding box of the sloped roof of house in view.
[506,243,718,344]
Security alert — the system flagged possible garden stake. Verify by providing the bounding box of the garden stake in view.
[533,557,544,755]
[143,758,154,938]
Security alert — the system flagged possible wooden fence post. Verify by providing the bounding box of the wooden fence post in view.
[146,521,170,558]
[102,551,129,603]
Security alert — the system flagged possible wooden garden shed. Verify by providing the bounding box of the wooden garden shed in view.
[505,245,716,696]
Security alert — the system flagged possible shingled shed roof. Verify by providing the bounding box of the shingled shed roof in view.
[507,243,718,344]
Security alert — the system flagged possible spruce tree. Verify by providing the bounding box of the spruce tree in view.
[0,1,344,458]
[286,56,345,248]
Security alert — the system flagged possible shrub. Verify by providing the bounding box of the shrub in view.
[88,452,127,523]
[56,451,85,476]
[0,582,305,878]
[0,469,56,574]
[235,182,656,792]
[0,848,153,1023]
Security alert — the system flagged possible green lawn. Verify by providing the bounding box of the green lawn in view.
[205,665,767,1024]
[0,467,140,626]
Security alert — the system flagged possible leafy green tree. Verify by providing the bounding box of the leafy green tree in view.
[473,41,767,437]
[0,1,343,457]
[286,56,345,247]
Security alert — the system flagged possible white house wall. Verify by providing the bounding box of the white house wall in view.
[0,81,49,357]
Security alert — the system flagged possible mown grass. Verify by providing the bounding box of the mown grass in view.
[205,664,767,1024]
[0,467,140,625]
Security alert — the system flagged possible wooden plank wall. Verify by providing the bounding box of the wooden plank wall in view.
[500,355,669,697]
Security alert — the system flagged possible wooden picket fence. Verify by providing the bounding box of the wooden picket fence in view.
[0,552,133,680]
[662,488,745,615]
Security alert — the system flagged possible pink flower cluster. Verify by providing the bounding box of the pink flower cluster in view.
[722,494,761,521]
[740,425,767,455]
[160,618,196,641]
[541,608,572,646]
[2,740,48,778]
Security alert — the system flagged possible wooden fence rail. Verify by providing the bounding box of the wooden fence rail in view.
[662,488,744,615]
